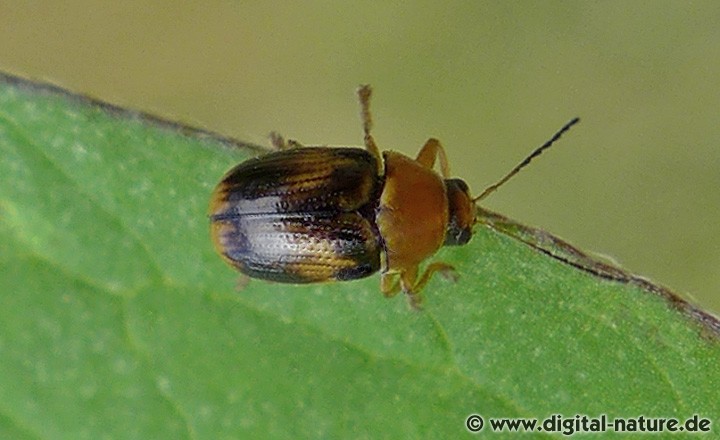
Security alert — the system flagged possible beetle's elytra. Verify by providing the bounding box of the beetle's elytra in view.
[209,85,579,308]
[211,147,384,283]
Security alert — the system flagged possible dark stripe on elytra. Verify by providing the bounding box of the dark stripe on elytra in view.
[218,148,380,214]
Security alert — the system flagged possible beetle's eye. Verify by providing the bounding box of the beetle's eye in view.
[444,223,472,246]
[444,179,475,246]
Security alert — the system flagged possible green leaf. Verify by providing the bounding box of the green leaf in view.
[1,72,718,439]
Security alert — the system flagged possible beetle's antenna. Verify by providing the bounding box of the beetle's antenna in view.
[473,117,580,203]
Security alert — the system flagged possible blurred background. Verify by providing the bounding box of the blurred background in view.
[1,1,718,313]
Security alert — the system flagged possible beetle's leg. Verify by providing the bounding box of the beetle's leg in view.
[269,132,304,150]
[393,263,457,309]
[413,262,458,293]
[287,139,304,148]
[415,138,451,178]
[384,262,455,308]
[269,132,287,150]
[235,274,251,291]
[382,270,424,309]
[398,267,425,310]
[357,85,383,168]
[381,272,402,297]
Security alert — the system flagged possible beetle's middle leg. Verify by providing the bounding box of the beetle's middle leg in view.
[381,272,402,297]
[269,132,304,150]
[415,138,451,178]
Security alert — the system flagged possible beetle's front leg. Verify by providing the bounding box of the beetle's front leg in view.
[396,266,424,310]
[382,271,423,309]
[383,263,458,309]
[381,272,402,297]
[413,262,458,293]
[415,138,451,178]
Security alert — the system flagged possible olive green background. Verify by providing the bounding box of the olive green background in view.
[1,1,718,314]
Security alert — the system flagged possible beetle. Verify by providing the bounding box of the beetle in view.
[209,85,578,308]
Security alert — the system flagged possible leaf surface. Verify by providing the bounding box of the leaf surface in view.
[0,73,717,439]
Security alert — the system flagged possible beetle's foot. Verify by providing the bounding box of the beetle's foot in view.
[235,274,251,291]
[438,266,459,283]
[287,139,304,148]
[269,131,286,150]
[406,291,424,311]
[269,132,305,150]
[381,272,401,297]
[413,262,457,292]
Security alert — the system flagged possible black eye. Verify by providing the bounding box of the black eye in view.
[445,224,472,246]
[454,227,472,245]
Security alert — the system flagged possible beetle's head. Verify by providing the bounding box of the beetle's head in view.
[445,117,581,248]
[444,178,476,246]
